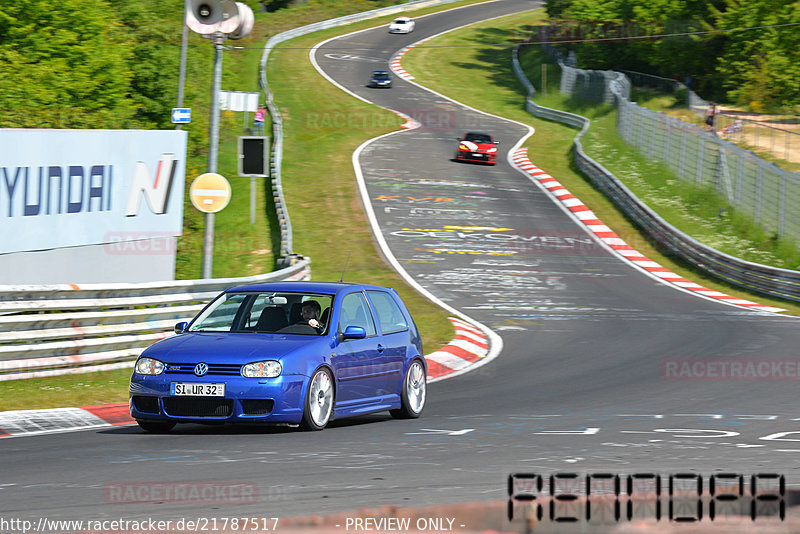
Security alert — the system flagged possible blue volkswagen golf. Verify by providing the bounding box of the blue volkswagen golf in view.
[129,282,426,432]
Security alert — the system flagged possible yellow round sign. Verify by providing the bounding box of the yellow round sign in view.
[190,173,231,213]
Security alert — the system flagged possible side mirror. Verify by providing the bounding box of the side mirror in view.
[341,326,366,340]
[174,322,188,334]
[494,140,500,145]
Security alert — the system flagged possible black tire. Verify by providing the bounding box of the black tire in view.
[390,359,426,419]
[136,420,176,433]
[300,367,334,431]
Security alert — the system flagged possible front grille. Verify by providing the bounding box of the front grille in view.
[163,397,233,417]
[241,399,274,415]
[164,363,242,376]
[132,396,160,414]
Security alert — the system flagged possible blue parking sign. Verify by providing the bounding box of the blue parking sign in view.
[171,108,191,124]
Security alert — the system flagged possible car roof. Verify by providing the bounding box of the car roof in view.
[372,70,390,74]
[225,281,393,294]
[393,16,411,21]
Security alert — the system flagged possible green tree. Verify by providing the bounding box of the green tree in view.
[0,0,137,128]
[712,0,800,111]
[108,0,186,129]
[543,0,743,102]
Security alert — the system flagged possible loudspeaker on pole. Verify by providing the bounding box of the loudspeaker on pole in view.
[186,0,240,35]
[229,3,254,40]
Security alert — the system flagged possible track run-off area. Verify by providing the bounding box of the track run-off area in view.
[3,0,800,529]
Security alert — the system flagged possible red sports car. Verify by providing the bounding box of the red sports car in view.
[455,132,498,165]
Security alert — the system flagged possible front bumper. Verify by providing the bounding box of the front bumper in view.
[129,373,307,425]
[456,151,496,163]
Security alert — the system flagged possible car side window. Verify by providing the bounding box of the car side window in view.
[366,290,408,334]
[338,292,376,337]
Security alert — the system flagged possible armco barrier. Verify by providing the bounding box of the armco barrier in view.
[0,260,310,380]
[258,0,464,263]
[512,46,800,304]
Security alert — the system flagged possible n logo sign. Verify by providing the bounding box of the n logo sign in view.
[125,154,178,217]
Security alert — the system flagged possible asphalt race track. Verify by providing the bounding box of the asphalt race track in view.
[3,0,800,527]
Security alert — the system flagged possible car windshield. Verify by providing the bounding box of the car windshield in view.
[465,133,492,144]
[393,19,407,24]
[373,72,390,80]
[188,291,334,335]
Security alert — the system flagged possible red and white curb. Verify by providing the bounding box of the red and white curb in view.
[390,49,413,80]
[511,148,784,313]
[0,403,133,439]
[390,35,435,81]
[425,317,489,379]
[387,43,426,128]
[396,111,421,130]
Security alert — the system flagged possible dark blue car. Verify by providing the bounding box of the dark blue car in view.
[368,70,392,88]
[129,282,426,432]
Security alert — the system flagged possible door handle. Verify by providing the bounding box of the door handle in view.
[377,344,385,353]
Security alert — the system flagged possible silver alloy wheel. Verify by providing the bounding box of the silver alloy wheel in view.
[406,360,426,414]
[308,369,333,427]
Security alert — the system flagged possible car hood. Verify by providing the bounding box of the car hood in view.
[141,332,329,363]
[460,140,494,151]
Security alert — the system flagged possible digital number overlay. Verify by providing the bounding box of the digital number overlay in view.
[507,473,786,523]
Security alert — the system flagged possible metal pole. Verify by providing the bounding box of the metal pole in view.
[541,63,546,94]
[250,176,256,224]
[202,36,224,279]
[176,0,189,131]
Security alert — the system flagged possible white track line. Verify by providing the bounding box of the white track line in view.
[309,5,533,382]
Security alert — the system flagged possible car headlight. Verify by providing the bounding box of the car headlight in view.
[458,144,468,151]
[135,357,165,375]
[242,360,282,378]
[487,148,497,153]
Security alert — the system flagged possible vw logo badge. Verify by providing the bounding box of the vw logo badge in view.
[194,363,209,377]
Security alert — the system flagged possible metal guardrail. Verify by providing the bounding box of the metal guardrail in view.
[0,260,311,380]
[258,0,463,264]
[512,45,800,304]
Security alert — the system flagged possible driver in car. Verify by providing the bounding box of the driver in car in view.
[300,301,323,333]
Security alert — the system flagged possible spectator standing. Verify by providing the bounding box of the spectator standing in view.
[704,103,717,133]
[253,104,266,135]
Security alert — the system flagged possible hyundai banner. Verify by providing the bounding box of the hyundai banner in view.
[0,129,187,254]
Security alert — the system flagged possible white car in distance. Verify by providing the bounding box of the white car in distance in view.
[389,16,415,34]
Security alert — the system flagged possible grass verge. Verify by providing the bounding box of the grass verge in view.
[266,4,504,354]
[174,0,492,279]
[401,9,800,315]
[0,370,133,412]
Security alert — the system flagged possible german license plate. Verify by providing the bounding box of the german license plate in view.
[170,382,225,396]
